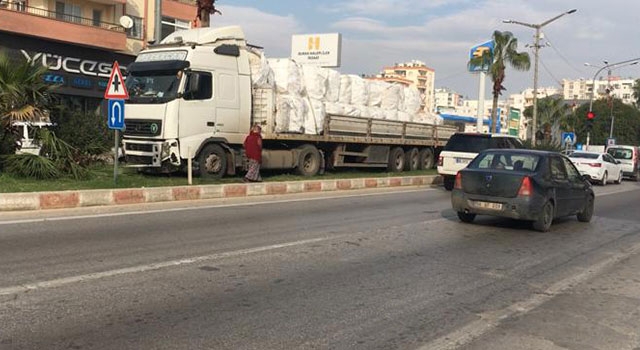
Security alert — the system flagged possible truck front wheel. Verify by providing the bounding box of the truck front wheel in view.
[199,144,227,179]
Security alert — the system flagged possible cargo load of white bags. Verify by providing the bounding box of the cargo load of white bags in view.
[248,52,444,136]
[268,58,304,95]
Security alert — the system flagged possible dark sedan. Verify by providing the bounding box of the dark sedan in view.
[451,149,595,232]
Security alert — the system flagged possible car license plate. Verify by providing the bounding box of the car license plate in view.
[456,158,470,164]
[473,201,503,210]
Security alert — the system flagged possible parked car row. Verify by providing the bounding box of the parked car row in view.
[439,132,639,232]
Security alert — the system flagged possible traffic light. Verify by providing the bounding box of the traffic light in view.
[586,111,595,131]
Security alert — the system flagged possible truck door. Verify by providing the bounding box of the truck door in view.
[178,71,215,151]
[213,70,240,134]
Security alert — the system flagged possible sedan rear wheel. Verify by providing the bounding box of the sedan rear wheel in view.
[600,172,608,186]
[577,195,594,222]
[457,211,476,223]
[533,201,554,232]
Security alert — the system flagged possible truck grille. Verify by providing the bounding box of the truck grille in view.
[124,119,162,136]
[125,155,154,165]
[125,143,154,152]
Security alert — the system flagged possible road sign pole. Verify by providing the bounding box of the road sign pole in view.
[114,129,119,185]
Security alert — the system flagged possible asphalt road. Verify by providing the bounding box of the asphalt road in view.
[1,182,640,350]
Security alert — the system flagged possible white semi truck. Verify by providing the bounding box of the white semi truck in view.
[122,26,457,178]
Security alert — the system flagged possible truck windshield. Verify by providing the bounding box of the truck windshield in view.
[126,70,182,104]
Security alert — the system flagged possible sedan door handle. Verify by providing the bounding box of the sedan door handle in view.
[207,122,215,127]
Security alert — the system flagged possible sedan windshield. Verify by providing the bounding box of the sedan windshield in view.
[468,152,540,172]
[607,148,633,160]
[126,71,182,104]
[569,152,599,159]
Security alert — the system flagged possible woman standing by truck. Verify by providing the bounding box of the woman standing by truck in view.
[243,124,263,182]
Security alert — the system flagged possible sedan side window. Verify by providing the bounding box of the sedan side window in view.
[562,157,581,182]
[550,157,568,181]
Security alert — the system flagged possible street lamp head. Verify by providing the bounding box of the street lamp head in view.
[567,9,577,14]
[502,19,512,23]
[603,60,609,65]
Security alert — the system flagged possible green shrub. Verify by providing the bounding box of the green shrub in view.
[50,108,112,157]
[3,153,59,179]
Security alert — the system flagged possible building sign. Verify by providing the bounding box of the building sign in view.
[508,107,521,136]
[468,40,494,73]
[291,33,342,67]
[0,31,134,98]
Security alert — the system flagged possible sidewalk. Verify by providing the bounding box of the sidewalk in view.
[0,175,441,211]
[460,249,640,350]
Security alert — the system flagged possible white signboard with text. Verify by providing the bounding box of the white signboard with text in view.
[291,33,342,67]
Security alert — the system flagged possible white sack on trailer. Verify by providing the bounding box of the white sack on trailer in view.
[397,111,412,122]
[305,98,326,134]
[349,75,369,106]
[301,65,328,100]
[325,102,345,116]
[340,103,361,117]
[381,83,402,110]
[384,110,398,121]
[368,107,386,120]
[275,94,306,133]
[326,69,341,103]
[268,58,304,95]
[368,80,386,107]
[247,48,274,88]
[338,75,352,104]
[402,86,422,114]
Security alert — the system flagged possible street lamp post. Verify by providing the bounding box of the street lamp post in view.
[503,9,577,145]
[586,59,640,146]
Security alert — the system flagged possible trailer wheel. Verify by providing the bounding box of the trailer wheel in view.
[405,148,420,171]
[198,144,227,179]
[296,145,321,177]
[418,148,435,170]
[388,147,405,172]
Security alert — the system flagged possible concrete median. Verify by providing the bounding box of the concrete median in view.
[0,175,442,211]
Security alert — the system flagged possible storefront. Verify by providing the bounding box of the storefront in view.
[0,31,135,113]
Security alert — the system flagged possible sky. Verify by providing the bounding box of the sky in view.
[208,0,640,99]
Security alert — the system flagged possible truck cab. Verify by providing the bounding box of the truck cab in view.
[123,26,252,175]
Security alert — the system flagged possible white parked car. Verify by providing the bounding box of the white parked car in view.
[568,151,623,185]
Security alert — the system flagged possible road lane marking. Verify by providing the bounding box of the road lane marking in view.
[0,187,438,226]
[416,231,640,350]
[0,216,450,296]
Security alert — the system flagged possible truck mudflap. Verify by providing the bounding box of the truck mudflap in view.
[123,139,181,168]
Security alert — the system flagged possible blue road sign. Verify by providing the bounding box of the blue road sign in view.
[108,99,125,130]
[561,132,575,147]
[576,143,583,151]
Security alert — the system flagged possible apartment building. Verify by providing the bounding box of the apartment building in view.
[377,60,436,113]
[562,77,636,105]
[434,88,463,111]
[0,0,196,111]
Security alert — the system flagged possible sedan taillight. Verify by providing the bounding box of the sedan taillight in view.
[438,156,444,167]
[518,176,532,197]
[454,172,462,189]
[586,163,602,167]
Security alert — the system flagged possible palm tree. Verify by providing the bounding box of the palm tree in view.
[196,0,221,28]
[524,95,571,144]
[469,31,531,133]
[0,52,53,155]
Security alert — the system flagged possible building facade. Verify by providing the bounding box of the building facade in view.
[0,0,196,112]
[562,77,636,106]
[378,60,436,113]
[434,88,463,111]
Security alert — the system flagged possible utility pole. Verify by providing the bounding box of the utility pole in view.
[154,0,162,43]
[503,9,577,145]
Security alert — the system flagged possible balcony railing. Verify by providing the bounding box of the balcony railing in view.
[3,4,125,33]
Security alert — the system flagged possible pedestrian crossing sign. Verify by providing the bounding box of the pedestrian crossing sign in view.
[104,61,129,100]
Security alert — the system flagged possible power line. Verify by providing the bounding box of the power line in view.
[542,32,584,75]
[539,57,564,87]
